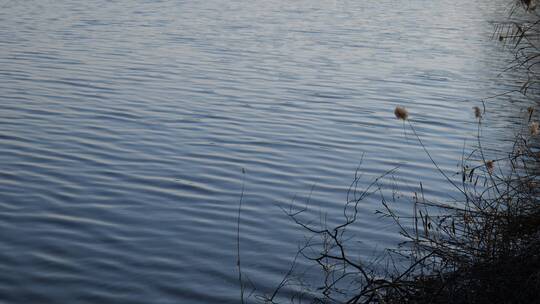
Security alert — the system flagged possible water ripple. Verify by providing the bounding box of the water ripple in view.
[0,0,527,303]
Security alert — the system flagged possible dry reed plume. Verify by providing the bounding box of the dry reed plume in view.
[474,106,482,119]
[530,121,539,135]
[394,106,408,120]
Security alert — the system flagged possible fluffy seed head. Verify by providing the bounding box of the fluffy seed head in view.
[473,106,482,119]
[486,160,495,174]
[530,122,539,136]
[394,106,408,120]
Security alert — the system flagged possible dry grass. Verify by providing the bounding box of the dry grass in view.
[263,105,540,304]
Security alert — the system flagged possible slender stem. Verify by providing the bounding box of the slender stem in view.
[237,168,246,304]
[407,120,468,198]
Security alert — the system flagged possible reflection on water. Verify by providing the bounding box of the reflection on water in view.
[0,0,527,302]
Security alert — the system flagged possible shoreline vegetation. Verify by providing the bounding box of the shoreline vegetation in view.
[240,1,540,303]
[260,103,540,303]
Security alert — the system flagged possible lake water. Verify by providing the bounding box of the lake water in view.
[0,0,529,303]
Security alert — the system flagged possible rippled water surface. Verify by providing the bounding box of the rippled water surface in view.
[0,0,527,303]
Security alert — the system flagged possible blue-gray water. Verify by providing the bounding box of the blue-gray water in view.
[0,0,528,303]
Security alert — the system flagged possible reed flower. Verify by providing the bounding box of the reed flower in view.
[473,106,482,119]
[530,122,539,135]
[394,106,408,120]
[486,160,495,174]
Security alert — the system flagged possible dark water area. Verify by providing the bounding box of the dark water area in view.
[0,0,530,303]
